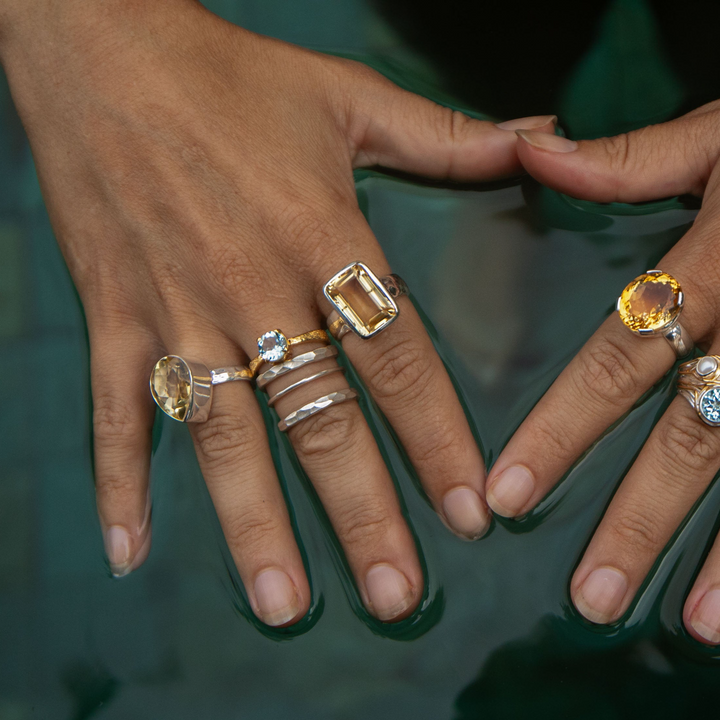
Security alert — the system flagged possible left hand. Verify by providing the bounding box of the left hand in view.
[486,100,720,644]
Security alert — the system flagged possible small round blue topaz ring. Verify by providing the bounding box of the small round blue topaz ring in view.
[677,356,720,427]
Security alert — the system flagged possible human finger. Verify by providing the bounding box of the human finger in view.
[571,391,720,624]
[181,337,311,628]
[91,326,157,577]
[318,250,490,541]
[347,60,557,180]
[244,320,424,622]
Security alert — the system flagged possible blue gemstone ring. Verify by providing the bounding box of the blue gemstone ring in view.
[677,356,720,427]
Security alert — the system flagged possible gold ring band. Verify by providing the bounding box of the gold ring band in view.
[677,356,720,426]
[249,328,329,375]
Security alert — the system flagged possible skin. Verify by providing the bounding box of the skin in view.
[0,0,558,626]
[486,100,720,645]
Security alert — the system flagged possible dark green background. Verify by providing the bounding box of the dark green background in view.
[1,0,719,718]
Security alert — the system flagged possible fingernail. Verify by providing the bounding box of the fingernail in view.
[253,568,300,627]
[496,114,557,131]
[689,587,720,644]
[365,564,414,622]
[105,525,133,577]
[516,129,578,152]
[574,567,628,624]
[442,486,489,540]
[486,465,535,517]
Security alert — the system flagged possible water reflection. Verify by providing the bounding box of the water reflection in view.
[3,0,720,716]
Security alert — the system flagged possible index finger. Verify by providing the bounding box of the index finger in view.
[486,268,709,518]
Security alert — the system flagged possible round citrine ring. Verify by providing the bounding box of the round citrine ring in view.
[150,355,253,423]
[616,270,693,357]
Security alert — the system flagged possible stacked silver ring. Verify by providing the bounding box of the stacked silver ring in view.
[256,346,358,431]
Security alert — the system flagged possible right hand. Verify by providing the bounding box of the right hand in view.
[0,0,556,626]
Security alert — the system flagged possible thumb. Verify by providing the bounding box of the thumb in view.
[350,75,557,181]
[514,101,720,203]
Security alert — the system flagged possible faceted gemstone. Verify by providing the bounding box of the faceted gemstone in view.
[258,330,289,362]
[697,356,718,376]
[618,272,681,333]
[325,262,397,338]
[700,387,720,424]
[150,356,193,421]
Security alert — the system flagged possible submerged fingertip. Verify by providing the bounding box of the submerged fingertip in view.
[365,564,416,622]
[486,465,536,518]
[254,568,302,627]
[688,587,720,644]
[442,486,490,540]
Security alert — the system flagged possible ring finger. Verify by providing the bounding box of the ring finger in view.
[571,371,720,624]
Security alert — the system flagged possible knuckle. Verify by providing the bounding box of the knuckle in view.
[223,505,283,552]
[610,505,663,554]
[434,107,472,178]
[413,429,467,475]
[194,412,261,470]
[262,197,353,281]
[96,472,140,499]
[290,404,360,463]
[205,242,266,301]
[334,498,393,549]
[580,337,640,405]
[525,410,577,459]
[656,410,720,474]
[365,334,433,402]
[604,132,633,174]
[93,395,140,448]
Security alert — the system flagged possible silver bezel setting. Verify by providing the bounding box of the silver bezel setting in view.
[323,261,399,339]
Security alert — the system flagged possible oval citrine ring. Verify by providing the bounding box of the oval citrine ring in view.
[616,270,694,358]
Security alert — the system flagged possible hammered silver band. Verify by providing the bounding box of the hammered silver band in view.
[210,367,255,385]
[267,366,346,407]
[278,389,359,432]
[256,346,339,389]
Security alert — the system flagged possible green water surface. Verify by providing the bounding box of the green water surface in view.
[2,0,720,718]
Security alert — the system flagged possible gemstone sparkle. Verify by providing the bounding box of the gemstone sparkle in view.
[150,356,193,422]
[258,330,289,363]
[700,387,720,424]
[618,272,681,333]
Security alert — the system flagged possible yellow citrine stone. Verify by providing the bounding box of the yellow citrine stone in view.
[618,272,681,333]
[150,356,193,421]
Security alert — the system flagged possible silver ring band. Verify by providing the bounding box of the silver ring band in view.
[211,366,255,385]
[267,366,346,407]
[325,263,409,340]
[278,388,359,432]
[256,346,339,389]
[150,356,252,423]
[663,322,694,358]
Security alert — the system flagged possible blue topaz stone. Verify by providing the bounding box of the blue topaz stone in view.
[258,330,289,363]
[699,387,720,425]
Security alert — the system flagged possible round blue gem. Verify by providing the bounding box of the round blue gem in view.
[699,387,720,424]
